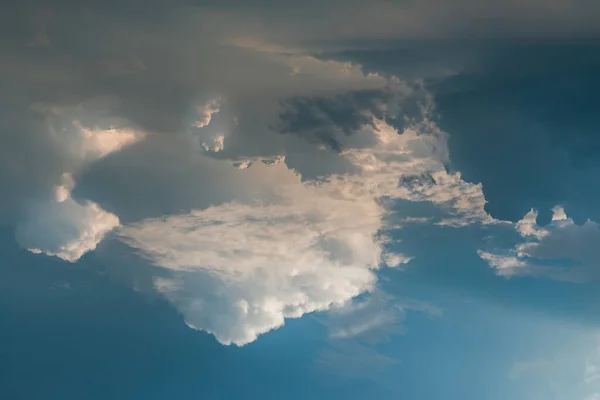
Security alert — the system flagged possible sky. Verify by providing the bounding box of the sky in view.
[1,1,600,399]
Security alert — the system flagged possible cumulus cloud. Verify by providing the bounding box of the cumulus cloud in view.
[118,160,383,345]
[15,197,120,263]
[193,98,223,129]
[3,6,500,345]
[117,93,493,345]
[190,98,229,153]
[479,207,600,281]
[12,98,145,261]
[3,1,544,350]
[16,168,121,263]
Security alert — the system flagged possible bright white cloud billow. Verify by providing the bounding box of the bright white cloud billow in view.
[16,170,120,262]
[15,98,145,262]
[118,160,384,345]
[117,98,496,345]
[15,197,120,263]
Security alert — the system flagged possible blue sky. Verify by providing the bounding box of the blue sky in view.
[2,2,600,399]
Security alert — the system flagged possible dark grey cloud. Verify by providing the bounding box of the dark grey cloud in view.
[277,91,388,152]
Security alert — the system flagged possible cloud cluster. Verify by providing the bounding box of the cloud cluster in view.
[11,0,592,349]
[479,206,600,281]
[2,4,505,346]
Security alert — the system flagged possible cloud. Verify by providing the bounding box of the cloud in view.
[11,98,144,261]
[15,196,119,263]
[117,160,384,345]
[31,98,145,165]
[1,5,507,349]
[327,294,406,341]
[116,90,492,345]
[479,207,600,281]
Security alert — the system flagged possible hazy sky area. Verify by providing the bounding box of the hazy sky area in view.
[2,1,600,399]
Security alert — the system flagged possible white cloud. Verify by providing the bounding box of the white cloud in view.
[479,207,600,281]
[516,209,547,239]
[382,252,412,268]
[16,197,119,263]
[477,250,528,277]
[14,97,145,262]
[193,98,223,129]
[118,161,382,345]
[17,170,120,262]
[117,99,493,345]
[552,205,568,221]
[327,293,405,340]
[201,135,225,152]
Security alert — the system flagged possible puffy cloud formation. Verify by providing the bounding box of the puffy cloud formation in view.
[118,160,382,345]
[13,0,591,350]
[13,99,145,262]
[117,91,494,345]
[16,172,119,263]
[479,206,600,281]
[15,197,119,263]
[3,3,502,347]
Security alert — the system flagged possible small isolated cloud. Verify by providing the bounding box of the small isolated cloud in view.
[190,98,229,153]
[325,291,441,342]
[382,252,412,268]
[15,170,120,262]
[193,98,223,129]
[479,207,600,281]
